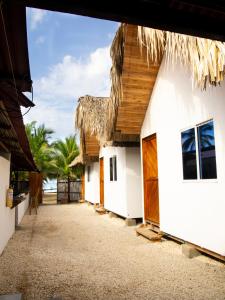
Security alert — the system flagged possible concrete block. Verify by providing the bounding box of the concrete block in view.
[109,212,117,218]
[182,244,201,258]
[125,218,136,226]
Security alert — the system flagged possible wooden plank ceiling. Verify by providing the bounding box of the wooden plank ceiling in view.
[116,24,160,135]
[85,134,99,157]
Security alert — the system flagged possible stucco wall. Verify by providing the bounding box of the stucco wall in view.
[85,162,100,204]
[126,148,142,218]
[100,146,142,218]
[0,156,15,255]
[100,147,127,217]
[141,57,225,255]
[17,193,29,224]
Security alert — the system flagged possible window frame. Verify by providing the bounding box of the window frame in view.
[181,119,218,183]
[109,155,117,182]
[87,165,91,182]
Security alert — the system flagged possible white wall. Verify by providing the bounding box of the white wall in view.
[0,155,15,255]
[141,57,225,256]
[100,146,142,218]
[100,147,127,217]
[126,148,142,218]
[85,162,100,204]
[17,193,29,224]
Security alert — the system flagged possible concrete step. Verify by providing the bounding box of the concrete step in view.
[136,225,162,242]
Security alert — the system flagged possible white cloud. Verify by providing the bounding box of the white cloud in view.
[30,9,47,30]
[35,46,111,102]
[23,46,112,139]
[23,102,75,141]
[35,36,46,45]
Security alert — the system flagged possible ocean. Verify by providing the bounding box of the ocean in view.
[43,179,57,193]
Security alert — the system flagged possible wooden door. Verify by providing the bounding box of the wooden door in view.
[142,134,159,224]
[81,172,85,200]
[100,158,104,206]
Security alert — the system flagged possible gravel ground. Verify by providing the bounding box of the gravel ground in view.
[0,203,224,300]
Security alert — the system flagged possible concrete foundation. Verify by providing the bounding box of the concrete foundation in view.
[109,212,118,218]
[182,244,201,259]
[125,218,136,226]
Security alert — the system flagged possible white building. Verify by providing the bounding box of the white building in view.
[0,6,37,254]
[84,161,100,204]
[141,57,225,257]
[0,95,37,255]
[100,146,142,220]
[110,23,225,258]
[0,154,30,254]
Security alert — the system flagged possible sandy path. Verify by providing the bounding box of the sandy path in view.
[0,203,224,300]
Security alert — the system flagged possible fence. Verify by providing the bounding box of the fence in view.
[57,179,81,204]
[11,180,29,196]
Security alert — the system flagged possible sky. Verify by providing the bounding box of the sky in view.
[23,8,118,141]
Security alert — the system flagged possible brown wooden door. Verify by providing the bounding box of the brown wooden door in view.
[100,158,104,206]
[81,172,85,200]
[142,134,159,224]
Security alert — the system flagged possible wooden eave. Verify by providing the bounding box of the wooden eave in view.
[84,134,100,158]
[116,24,160,135]
[0,99,37,171]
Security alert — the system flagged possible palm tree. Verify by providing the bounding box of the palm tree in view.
[182,122,215,152]
[182,128,196,152]
[52,135,80,179]
[25,121,56,179]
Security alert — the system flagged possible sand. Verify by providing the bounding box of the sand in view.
[0,203,224,300]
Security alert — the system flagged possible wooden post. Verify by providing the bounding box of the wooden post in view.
[68,176,70,203]
[81,168,85,201]
[38,173,43,204]
[29,172,43,205]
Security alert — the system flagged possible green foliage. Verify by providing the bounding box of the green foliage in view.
[25,121,56,180]
[25,122,81,180]
[52,135,81,179]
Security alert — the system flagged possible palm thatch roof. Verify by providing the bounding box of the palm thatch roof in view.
[138,27,225,89]
[69,153,83,168]
[110,24,225,109]
[75,95,114,163]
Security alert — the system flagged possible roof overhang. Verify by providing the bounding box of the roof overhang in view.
[0,2,32,92]
[10,0,225,42]
[115,24,160,135]
[0,95,37,171]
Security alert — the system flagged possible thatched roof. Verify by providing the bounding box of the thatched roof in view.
[76,95,112,141]
[138,27,225,89]
[110,24,225,108]
[69,153,83,168]
[75,95,114,162]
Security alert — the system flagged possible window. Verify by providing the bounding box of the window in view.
[181,128,197,179]
[87,166,91,182]
[198,121,217,179]
[181,120,217,180]
[109,156,117,181]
